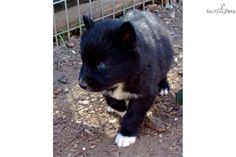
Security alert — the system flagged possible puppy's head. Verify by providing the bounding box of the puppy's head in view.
[79,15,140,92]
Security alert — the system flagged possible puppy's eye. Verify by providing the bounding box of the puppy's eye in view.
[97,62,106,70]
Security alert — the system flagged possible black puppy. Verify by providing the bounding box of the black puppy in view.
[79,10,173,147]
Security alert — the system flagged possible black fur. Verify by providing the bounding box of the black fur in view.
[79,10,173,139]
[104,95,127,112]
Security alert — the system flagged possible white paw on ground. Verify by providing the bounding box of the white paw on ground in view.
[159,88,169,96]
[115,133,136,147]
[106,106,126,117]
[107,106,115,113]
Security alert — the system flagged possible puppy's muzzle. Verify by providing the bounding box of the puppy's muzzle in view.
[79,79,88,90]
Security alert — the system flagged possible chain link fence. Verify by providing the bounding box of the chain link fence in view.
[53,0,178,46]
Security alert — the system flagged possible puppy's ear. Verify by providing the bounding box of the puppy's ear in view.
[83,15,94,29]
[119,21,136,49]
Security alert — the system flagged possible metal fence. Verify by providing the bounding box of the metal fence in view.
[53,0,169,47]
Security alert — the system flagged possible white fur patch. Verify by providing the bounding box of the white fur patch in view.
[107,106,115,112]
[115,133,136,147]
[159,88,169,96]
[105,83,140,100]
[164,89,169,95]
[107,106,126,117]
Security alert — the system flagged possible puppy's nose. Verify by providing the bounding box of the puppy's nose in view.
[79,79,87,90]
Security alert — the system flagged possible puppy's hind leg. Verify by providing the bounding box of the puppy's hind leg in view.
[104,95,127,117]
[158,77,170,96]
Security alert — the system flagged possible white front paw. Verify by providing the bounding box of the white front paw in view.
[115,133,136,147]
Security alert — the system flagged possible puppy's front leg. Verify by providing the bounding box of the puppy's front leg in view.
[115,96,155,147]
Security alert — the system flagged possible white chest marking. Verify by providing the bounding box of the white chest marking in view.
[105,83,140,100]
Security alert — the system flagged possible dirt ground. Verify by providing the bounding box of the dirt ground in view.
[53,2,182,157]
